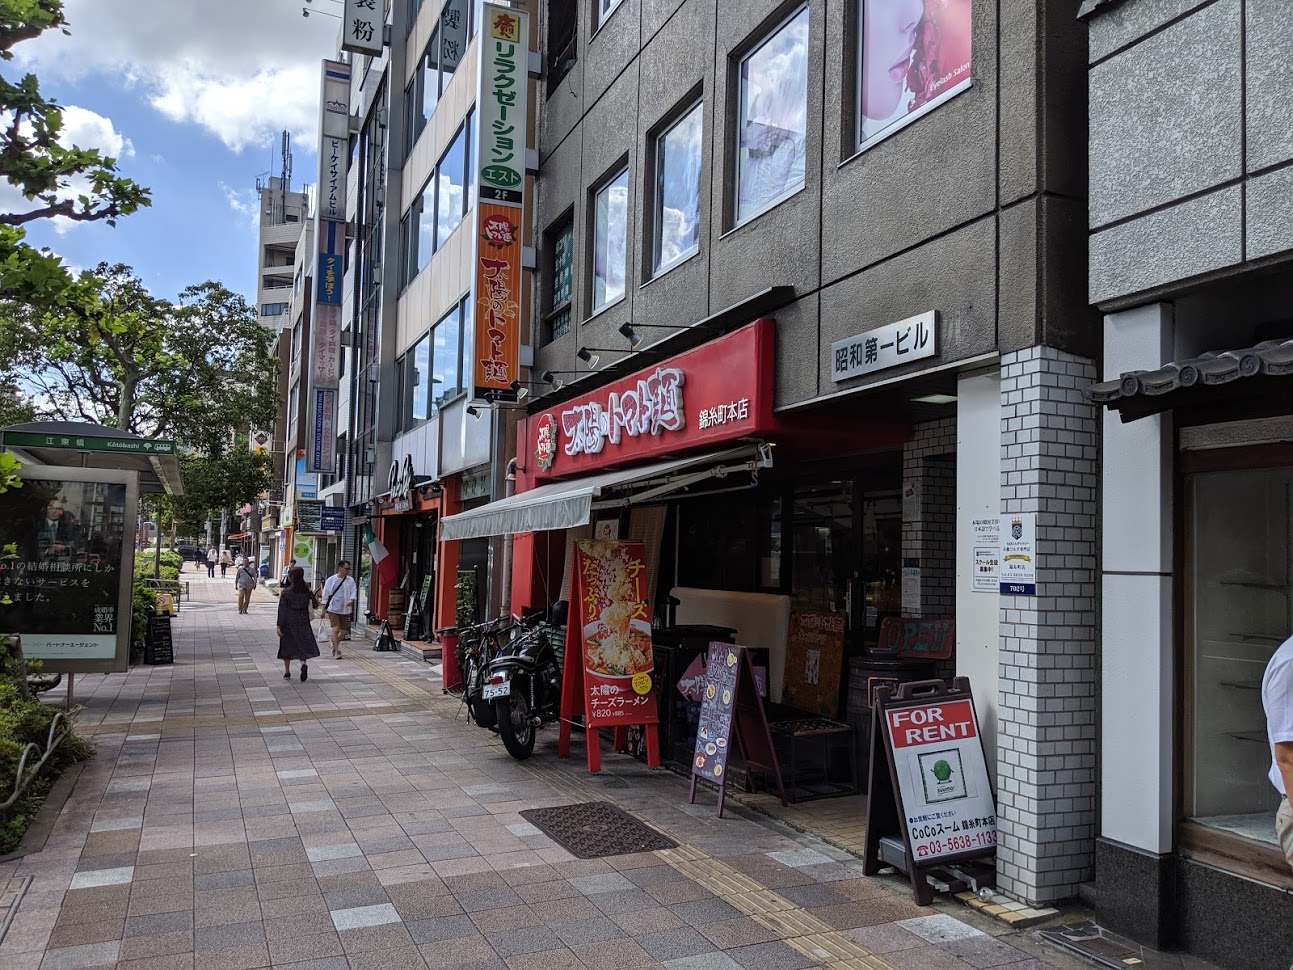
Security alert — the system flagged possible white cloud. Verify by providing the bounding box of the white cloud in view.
[15,0,341,154]
[0,105,135,233]
[220,181,260,233]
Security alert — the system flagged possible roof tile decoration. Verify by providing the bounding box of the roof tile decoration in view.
[1090,338,1293,407]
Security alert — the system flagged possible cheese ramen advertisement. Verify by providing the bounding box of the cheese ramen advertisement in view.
[573,539,658,727]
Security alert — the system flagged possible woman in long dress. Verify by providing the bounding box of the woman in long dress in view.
[276,566,319,681]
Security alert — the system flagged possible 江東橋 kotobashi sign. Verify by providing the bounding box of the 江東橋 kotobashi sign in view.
[471,3,529,403]
[528,321,778,481]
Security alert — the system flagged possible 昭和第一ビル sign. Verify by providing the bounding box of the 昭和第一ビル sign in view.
[831,311,938,382]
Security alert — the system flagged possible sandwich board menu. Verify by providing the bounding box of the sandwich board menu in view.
[688,642,787,817]
[862,676,996,904]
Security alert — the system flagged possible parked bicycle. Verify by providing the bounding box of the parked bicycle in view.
[484,603,567,761]
[442,615,516,729]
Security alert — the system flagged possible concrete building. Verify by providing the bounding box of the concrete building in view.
[459,0,1099,909]
[1084,0,1293,964]
[255,174,310,333]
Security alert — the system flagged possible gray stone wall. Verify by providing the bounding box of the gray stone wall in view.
[901,418,957,618]
[1087,0,1293,308]
[996,347,1100,904]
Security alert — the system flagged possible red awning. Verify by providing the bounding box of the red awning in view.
[227,532,250,539]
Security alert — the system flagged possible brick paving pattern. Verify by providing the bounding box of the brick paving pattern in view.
[0,571,1089,970]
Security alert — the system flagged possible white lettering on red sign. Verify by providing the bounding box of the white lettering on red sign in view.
[559,367,685,457]
[697,397,750,430]
[887,700,977,749]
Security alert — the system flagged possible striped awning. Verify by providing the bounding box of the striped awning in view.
[1090,338,1293,421]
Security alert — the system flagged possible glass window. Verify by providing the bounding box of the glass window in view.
[435,124,468,249]
[736,5,809,224]
[547,218,574,343]
[592,168,629,313]
[422,26,442,125]
[858,0,973,149]
[654,101,703,273]
[401,178,436,287]
[401,333,431,429]
[430,302,463,410]
[461,293,474,392]
[1188,467,1293,844]
[466,110,477,210]
[440,0,469,77]
[404,75,421,155]
[597,0,623,29]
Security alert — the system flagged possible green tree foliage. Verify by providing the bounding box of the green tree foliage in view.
[1,264,278,448]
[157,448,274,535]
[0,1,149,305]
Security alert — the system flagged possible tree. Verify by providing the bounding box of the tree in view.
[0,264,279,449]
[152,448,275,538]
[0,1,149,304]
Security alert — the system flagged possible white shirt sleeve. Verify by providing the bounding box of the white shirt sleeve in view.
[1268,657,1293,744]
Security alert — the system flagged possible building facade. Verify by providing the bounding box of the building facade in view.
[1084,0,1293,964]
[494,0,1094,906]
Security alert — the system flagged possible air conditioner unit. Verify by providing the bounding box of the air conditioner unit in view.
[377,107,388,129]
[375,186,386,207]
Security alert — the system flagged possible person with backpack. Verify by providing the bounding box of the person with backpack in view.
[234,558,258,614]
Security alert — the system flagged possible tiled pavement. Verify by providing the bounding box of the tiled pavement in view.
[0,571,1091,970]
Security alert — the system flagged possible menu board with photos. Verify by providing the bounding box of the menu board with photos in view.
[692,642,740,785]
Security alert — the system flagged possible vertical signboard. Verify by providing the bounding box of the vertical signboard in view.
[310,388,336,474]
[471,3,529,402]
[0,465,137,674]
[341,0,384,56]
[440,0,468,71]
[310,59,350,474]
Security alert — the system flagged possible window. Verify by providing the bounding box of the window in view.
[398,333,432,431]
[402,115,475,288]
[547,0,577,93]
[596,0,623,30]
[260,302,289,317]
[405,11,469,155]
[653,101,703,274]
[592,168,629,313]
[435,122,468,249]
[857,0,972,150]
[430,301,464,410]
[736,6,809,224]
[546,218,574,343]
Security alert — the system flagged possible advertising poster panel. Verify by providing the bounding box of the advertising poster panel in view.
[0,465,136,673]
[572,539,657,728]
[859,0,973,149]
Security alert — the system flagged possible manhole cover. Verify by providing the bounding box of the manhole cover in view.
[520,801,676,859]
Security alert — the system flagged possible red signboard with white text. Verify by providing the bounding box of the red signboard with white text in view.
[531,319,776,480]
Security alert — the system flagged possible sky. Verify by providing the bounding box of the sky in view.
[9,0,343,303]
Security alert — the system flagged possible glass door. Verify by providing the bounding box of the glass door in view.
[1188,467,1293,843]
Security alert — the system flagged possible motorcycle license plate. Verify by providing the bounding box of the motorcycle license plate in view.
[482,682,510,700]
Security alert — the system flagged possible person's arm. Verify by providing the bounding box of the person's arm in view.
[1277,743,1293,805]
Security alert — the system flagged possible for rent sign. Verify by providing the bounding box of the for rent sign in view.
[884,698,997,863]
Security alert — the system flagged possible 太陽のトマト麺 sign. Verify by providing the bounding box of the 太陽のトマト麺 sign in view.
[528,319,778,480]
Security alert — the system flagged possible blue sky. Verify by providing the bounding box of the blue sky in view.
[11,0,341,303]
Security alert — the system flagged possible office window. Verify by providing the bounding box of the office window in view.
[400,178,435,287]
[399,333,432,431]
[736,5,809,224]
[547,0,577,93]
[435,122,468,249]
[596,0,623,29]
[546,217,574,343]
[440,0,469,76]
[653,101,703,274]
[404,75,421,155]
[430,301,464,411]
[592,168,629,313]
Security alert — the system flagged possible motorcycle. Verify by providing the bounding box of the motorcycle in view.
[449,616,513,729]
[484,608,564,760]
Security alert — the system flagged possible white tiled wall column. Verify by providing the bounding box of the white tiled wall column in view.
[901,417,957,616]
[1100,304,1174,855]
[996,347,1099,904]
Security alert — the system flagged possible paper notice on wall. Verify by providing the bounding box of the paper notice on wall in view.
[901,563,921,612]
[971,517,1000,593]
[998,513,1037,596]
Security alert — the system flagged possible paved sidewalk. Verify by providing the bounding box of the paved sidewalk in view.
[0,571,1087,970]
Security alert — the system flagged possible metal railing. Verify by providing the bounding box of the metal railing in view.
[0,712,70,810]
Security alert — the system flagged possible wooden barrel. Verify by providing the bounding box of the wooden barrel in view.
[389,610,405,629]
[388,588,407,611]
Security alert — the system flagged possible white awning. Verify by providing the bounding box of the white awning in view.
[439,445,770,541]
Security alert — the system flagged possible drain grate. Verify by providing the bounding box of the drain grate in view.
[521,801,676,859]
[1037,920,1146,968]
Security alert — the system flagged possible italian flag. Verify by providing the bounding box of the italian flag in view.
[366,525,398,586]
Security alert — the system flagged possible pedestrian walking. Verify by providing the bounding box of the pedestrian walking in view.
[219,549,231,577]
[206,546,218,578]
[234,559,257,614]
[319,560,357,659]
[276,566,319,681]
[279,558,297,587]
